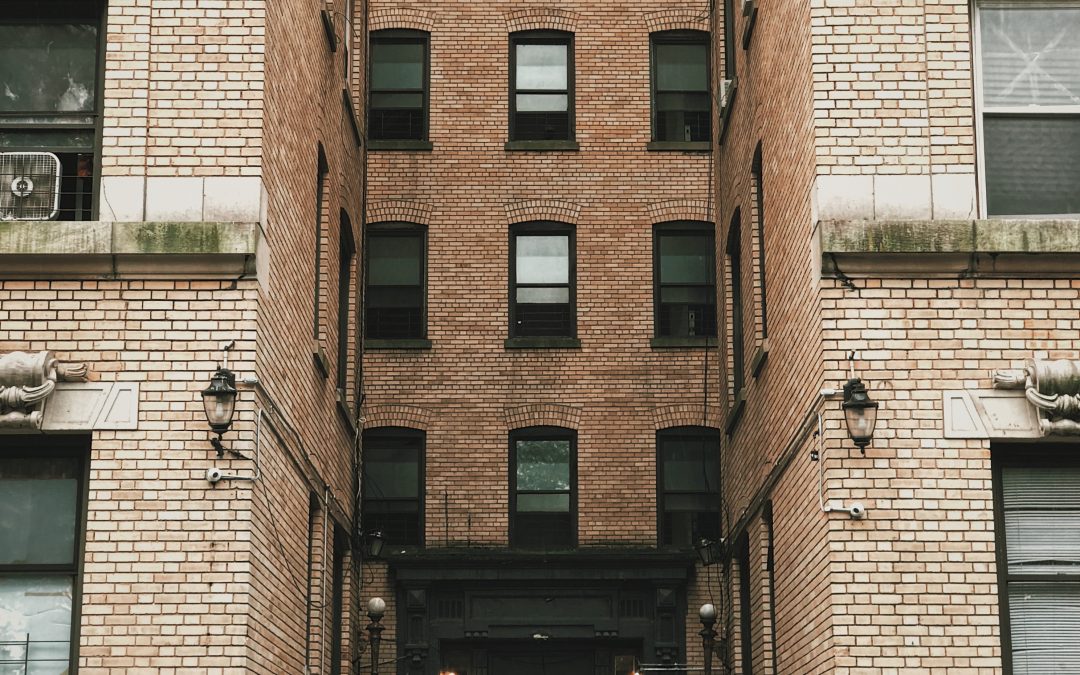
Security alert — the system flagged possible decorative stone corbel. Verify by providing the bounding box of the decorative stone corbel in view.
[993,359,1080,436]
[0,351,88,430]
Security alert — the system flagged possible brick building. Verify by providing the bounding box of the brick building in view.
[715,0,1080,674]
[1,0,366,672]
[3,0,1079,674]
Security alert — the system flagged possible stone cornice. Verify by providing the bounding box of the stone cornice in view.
[820,218,1080,277]
[0,220,258,279]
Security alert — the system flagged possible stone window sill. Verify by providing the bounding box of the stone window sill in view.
[504,337,581,349]
[650,336,718,349]
[504,140,580,152]
[368,139,433,151]
[366,339,432,350]
[647,141,712,153]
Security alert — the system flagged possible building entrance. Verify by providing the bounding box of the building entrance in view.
[440,639,640,675]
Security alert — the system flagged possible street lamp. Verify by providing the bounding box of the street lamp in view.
[364,531,385,559]
[367,597,386,675]
[695,538,722,567]
[201,365,237,457]
[699,603,718,675]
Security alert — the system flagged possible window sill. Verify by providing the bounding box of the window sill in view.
[647,141,712,153]
[650,336,718,349]
[366,338,432,350]
[336,389,357,433]
[504,337,581,349]
[725,390,746,436]
[504,140,580,152]
[750,340,769,377]
[368,139,433,151]
[312,345,330,378]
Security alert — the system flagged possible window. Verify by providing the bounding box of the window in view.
[736,531,754,675]
[366,225,425,340]
[329,527,348,674]
[0,439,86,673]
[654,222,717,338]
[362,428,424,546]
[0,1,104,221]
[657,426,720,547]
[313,146,330,351]
[510,223,575,338]
[726,210,746,394]
[978,3,1080,216]
[510,32,574,141]
[336,211,356,391]
[510,427,576,550]
[369,30,429,141]
[751,146,769,358]
[994,450,1080,673]
[651,31,711,143]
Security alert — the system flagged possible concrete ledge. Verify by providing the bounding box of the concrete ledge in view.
[820,218,1080,277]
[0,220,258,278]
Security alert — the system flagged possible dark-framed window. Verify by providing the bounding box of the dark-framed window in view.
[651,31,711,143]
[977,3,1080,216]
[657,426,720,547]
[313,145,329,344]
[510,222,575,338]
[329,526,348,674]
[0,436,88,673]
[510,31,574,141]
[0,0,105,221]
[362,428,424,546]
[751,145,768,343]
[365,224,426,340]
[724,0,736,79]
[336,211,356,391]
[993,447,1080,673]
[369,29,429,141]
[736,531,754,675]
[654,222,717,338]
[510,426,577,550]
[726,210,746,394]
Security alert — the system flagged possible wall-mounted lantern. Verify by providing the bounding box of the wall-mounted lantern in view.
[201,341,238,457]
[842,377,877,453]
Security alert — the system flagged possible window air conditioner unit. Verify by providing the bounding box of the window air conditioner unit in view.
[0,152,62,221]
[719,78,735,111]
[742,0,755,16]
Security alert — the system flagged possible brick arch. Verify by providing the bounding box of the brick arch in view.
[370,7,436,32]
[367,200,433,226]
[362,404,433,431]
[503,404,582,431]
[504,199,581,226]
[647,199,713,224]
[653,404,722,430]
[505,8,580,33]
[643,8,710,34]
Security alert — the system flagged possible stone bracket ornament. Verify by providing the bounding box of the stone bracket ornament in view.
[0,350,106,431]
[992,359,1080,436]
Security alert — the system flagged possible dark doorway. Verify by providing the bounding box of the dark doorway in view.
[441,640,640,675]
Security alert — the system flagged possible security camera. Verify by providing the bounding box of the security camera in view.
[206,467,224,484]
[847,502,866,519]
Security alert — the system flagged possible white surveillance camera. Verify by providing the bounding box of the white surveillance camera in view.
[848,502,866,519]
[206,467,224,484]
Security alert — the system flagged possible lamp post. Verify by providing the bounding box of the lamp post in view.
[699,603,718,675]
[367,597,386,675]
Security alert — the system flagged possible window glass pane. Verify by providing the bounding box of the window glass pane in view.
[0,23,98,113]
[979,7,1080,108]
[516,439,570,491]
[516,235,569,283]
[661,437,718,492]
[1005,511,1080,574]
[1008,582,1080,674]
[985,116,1080,216]
[516,43,567,90]
[660,234,713,283]
[664,493,715,511]
[517,493,571,513]
[656,92,711,112]
[372,41,424,90]
[656,43,708,91]
[516,287,570,304]
[364,446,419,499]
[369,235,421,285]
[0,576,72,674]
[1003,466,1080,509]
[515,93,569,112]
[371,92,424,109]
[660,287,711,304]
[0,458,79,565]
